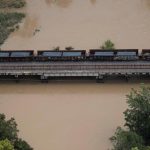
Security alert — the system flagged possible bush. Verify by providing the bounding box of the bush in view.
[101,40,115,50]
[65,46,74,51]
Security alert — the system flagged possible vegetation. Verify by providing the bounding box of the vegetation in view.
[0,0,26,47]
[65,46,74,51]
[0,0,26,8]
[110,127,144,150]
[53,46,60,51]
[124,86,150,145]
[101,40,115,50]
[0,139,14,150]
[110,85,150,150]
[0,113,33,150]
[0,12,25,46]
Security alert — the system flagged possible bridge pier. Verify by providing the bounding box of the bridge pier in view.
[124,75,129,82]
[15,75,19,83]
[40,75,48,83]
[96,75,104,83]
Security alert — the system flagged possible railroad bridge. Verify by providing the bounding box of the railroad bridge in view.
[0,61,150,82]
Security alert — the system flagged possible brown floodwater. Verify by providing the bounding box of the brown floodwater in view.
[2,0,150,50]
[0,82,149,150]
[1,0,150,150]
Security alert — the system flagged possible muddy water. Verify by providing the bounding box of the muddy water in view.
[2,0,150,50]
[0,82,148,150]
[1,0,150,150]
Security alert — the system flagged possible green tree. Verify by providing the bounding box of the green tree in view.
[0,114,18,142]
[0,114,33,150]
[14,139,33,150]
[101,40,115,50]
[110,127,144,150]
[0,139,14,150]
[124,86,150,145]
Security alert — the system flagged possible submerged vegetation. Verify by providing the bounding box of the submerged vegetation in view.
[101,40,115,50]
[110,85,150,150]
[0,0,26,47]
[65,46,74,51]
[0,13,25,46]
[0,0,26,8]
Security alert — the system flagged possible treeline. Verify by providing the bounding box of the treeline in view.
[110,85,150,150]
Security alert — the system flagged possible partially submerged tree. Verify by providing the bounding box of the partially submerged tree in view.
[0,114,33,150]
[110,85,150,150]
[101,40,115,50]
[110,127,144,150]
[52,46,60,51]
[124,85,150,145]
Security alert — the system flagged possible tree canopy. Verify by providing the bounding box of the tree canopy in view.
[0,139,14,150]
[111,85,150,150]
[0,113,33,150]
[110,127,144,150]
[124,86,150,145]
[100,40,115,50]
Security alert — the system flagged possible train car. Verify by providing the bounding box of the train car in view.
[61,50,86,61]
[141,49,150,61]
[0,50,34,62]
[114,49,138,61]
[10,50,34,62]
[0,51,10,62]
[36,51,63,61]
[89,49,115,61]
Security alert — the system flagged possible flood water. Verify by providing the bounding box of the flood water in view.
[1,0,150,150]
[0,82,149,150]
[2,0,150,50]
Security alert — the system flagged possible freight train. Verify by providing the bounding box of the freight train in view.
[0,49,149,62]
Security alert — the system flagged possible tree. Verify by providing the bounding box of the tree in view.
[52,46,60,51]
[14,139,33,150]
[0,139,14,150]
[0,114,18,142]
[0,114,33,150]
[124,85,150,145]
[101,40,115,50]
[110,127,144,150]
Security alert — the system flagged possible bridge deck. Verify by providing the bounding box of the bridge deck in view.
[0,61,150,79]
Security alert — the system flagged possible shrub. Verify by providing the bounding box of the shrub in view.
[101,40,115,50]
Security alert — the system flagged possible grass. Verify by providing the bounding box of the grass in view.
[0,13,25,45]
[0,0,26,8]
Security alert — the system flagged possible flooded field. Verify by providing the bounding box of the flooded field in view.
[1,0,150,150]
[2,0,150,50]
